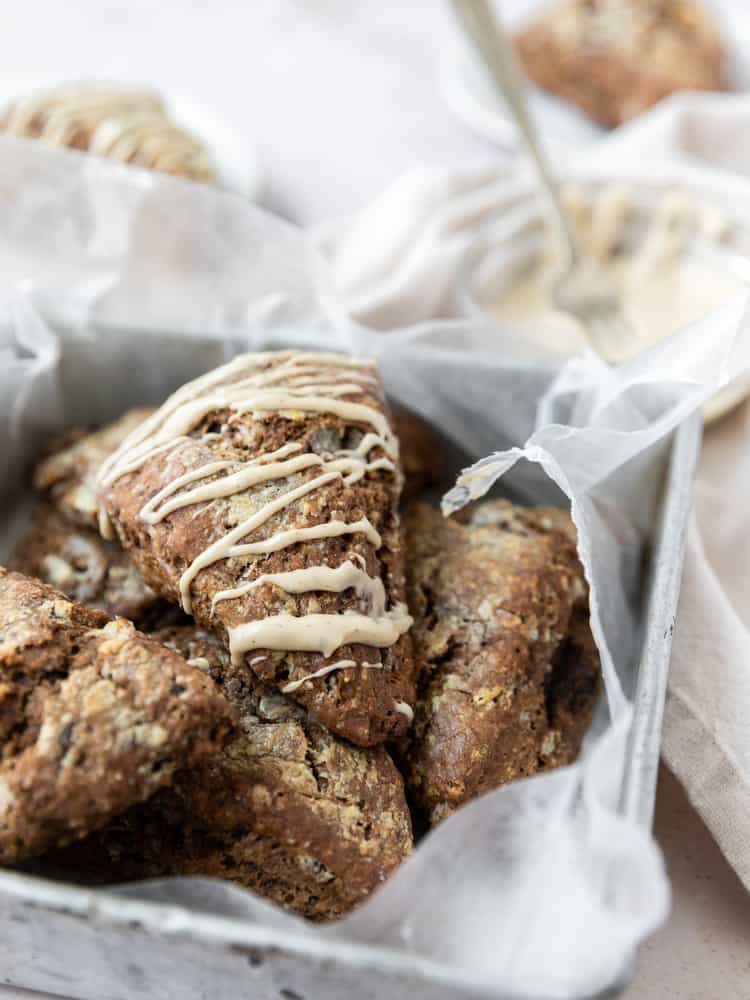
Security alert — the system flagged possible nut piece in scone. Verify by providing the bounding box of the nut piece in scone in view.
[0,569,235,864]
[515,0,726,128]
[33,407,155,531]
[10,504,181,629]
[99,352,415,748]
[46,626,413,922]
[392,408,446,503]
[402,501,600,826]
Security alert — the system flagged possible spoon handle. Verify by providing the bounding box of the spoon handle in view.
[449,0,579,268]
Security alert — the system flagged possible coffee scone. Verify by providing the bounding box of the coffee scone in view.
[2,85,214,182]
[10,504,181,629]
[0,569,235,864]
[98,352,416,748]
[515,0,726,128]
[403,501,600,826]
[34,407,155,531]
[48,626,413,921]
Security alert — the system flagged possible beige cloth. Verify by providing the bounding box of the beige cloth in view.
[664,400,750,890]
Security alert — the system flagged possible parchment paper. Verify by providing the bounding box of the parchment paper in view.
[1,136,749,998]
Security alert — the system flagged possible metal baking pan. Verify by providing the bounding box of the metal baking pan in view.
[0,390,702,1000]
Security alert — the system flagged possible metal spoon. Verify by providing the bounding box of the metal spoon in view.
[449,0,638,360]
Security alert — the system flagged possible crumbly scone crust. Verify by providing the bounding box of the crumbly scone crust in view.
[33,407,155,531]
[100,355,415,747]
[516,0,726,128]
[10,504,179,629]
[403,500,600,826]
[0,569,235,864]
[49,626,413,921]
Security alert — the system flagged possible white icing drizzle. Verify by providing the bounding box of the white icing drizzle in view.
[229,607,412,662]
[100,435,193,488]
[98,352,397,490]
[211,559,386,615]
[395,701,414,723]
[281,659,384,694]
[228,519,382,558]
[137,451,395,528]
[142,453,321,524]
[178,469,342,613]
[98,351,412,678]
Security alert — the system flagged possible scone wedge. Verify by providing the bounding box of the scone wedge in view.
[0,569,234,864]
[403,500,601,826]
[48,626,413,921]
[98,351,416,747]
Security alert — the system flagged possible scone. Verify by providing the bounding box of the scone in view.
[2,85,214,182]
[515,0,726,128]
[0,569,235,864]
[33,406,155,531]
[98,351,416,748]
[10,504,181,629]
[46,626,413,922]
[403,500,600,826]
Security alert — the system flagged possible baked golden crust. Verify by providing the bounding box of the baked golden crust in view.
[10,504,180,629]
[46,626,413,921]
[100,354,416,747]
[0,569,235,864]
[33,407,155,530]
[402,500,600,826]
[516,0,726,128]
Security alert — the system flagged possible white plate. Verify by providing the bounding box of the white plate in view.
[0,76,265,202]
[442,0,750,156]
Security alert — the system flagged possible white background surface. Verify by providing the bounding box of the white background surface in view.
[0,2,748,998]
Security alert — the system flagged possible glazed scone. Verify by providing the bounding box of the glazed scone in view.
[33,407,155,531]
[0,569,235,864]
[10,504,181,629]
[98,352,416,748]
[515,0,726,128]
[48,626,413,921]
[403,501,600,826]
[2,85,214,182]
